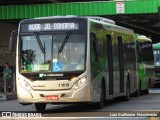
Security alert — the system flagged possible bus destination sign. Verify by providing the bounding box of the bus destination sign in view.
[26,23,79,32]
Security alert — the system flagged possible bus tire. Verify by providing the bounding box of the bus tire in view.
[35,103,46,111]
[134,78,141,97]
[134,89,140,97]
[139,79,141,92]
[95,82,105,109]
[145,78,150,94]
[144,89,149,94]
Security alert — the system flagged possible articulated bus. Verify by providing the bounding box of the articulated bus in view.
[10,16,138,111]
[135,35,154,94]
[152,43,160,86]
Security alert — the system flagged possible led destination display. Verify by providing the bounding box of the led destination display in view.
[21,22,80,32]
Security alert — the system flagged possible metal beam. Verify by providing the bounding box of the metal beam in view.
[0,0,159,20]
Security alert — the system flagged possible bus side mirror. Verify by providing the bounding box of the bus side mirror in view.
[9,30,18,53]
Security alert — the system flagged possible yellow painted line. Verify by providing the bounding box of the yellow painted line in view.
[150,117,159,120]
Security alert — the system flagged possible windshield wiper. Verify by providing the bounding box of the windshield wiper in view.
[58,31,71,53]
[35,33,45,54]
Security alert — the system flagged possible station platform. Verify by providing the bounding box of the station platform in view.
[0,92,17,101]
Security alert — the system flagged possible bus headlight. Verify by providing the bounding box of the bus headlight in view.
[72,77,87,89]
[19,79,32,90]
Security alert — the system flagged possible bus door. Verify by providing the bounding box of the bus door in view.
[118,36,124,93]
[107,34,113,95]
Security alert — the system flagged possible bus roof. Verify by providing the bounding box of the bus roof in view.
[88,17,134,35]
[136,35,152,42]
[20,15,115,24]
[33,16,116,24]
[153,43,160,49]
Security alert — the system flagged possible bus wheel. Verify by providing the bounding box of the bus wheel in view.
[95,83,105,109]
[35,103,46,111]
[144,89,149,94]
[134,89,140,97]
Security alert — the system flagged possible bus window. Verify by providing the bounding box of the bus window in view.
[20,33,86,72]
[90,33,99,62]
[154,50,160,66]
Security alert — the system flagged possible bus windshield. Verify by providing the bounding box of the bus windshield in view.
[20,32,86,73]
[154,50,160,67]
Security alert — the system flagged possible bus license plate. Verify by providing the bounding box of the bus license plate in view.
[46,95,59,100]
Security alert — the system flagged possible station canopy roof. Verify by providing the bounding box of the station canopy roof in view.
[0,0,108,6]
[0,0,160,43]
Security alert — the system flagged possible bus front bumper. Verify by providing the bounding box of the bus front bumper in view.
[17,83,91,104]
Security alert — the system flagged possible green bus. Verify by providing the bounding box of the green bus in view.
[152,42,160,86]
[135,35,154,94]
